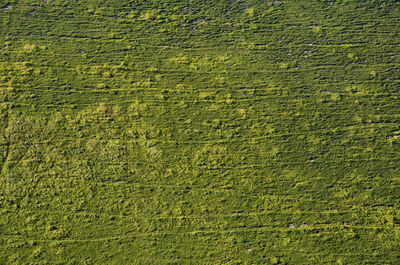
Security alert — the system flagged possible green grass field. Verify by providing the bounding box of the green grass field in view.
[1,0,400,264]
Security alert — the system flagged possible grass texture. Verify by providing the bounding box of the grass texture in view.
[1,0,400,264]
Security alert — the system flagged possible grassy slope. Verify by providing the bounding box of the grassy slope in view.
[1,0,400,264]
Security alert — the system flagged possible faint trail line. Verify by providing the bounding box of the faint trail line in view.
[4,156,400,167]
[0,108,10,176]
[1,224,395,243]
[8,62,400,78]
[2,122,399,147]
[13,87,400,97]
[9,96,400,107]
[8,155,400,166]
[7,209,359,220]
[10,110,400,121]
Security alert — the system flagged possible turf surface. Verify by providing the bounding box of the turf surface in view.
[1,0,400,264]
